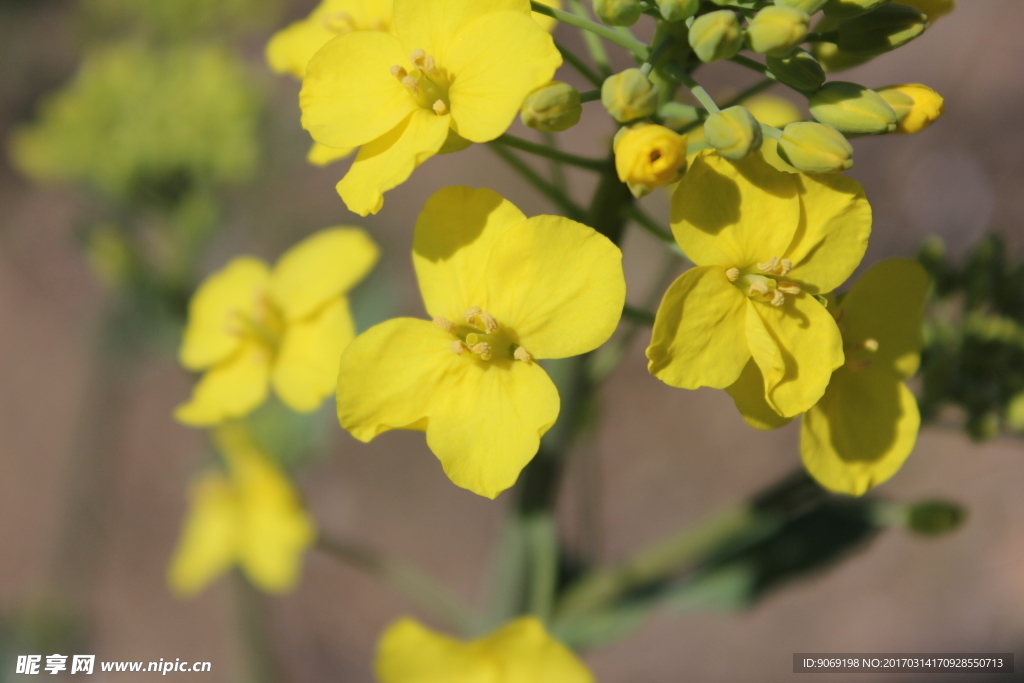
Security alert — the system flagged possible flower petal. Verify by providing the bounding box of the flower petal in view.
[175,343,271,426]
[301,31,418,150]
[801,368,920,496]
[167,471,236,597]
[393,0,530,64]
[427,358,559,499]
[532,0,562,32]
[308,142,354,167]
[272,298,356,412]
[266,11,335,79]
[484,215,625,359]
[413,186,527,321]
[725,359,794,431]
[270,228,379,320]
[482,618,594,683]
[647,266,751,390]
[670,151,800,267]
[784,171,872,294]
[445,12,561,142]
[375,618,497,683]
[337,109,450,216]
[180,257,270,371]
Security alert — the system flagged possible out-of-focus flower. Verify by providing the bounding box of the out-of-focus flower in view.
[176,228,378,425]
[602,68,659,123]
[615,124,688,197]
[521,81,583,132]
[688,10,744,63]
[86,0,278,36]
[300,0,561,215]
[746,5,810,57]
[777,121,854,173]
[335,186,625,499]
[877,84,944,134]
[168,424,316,596]
[376,617,593,683]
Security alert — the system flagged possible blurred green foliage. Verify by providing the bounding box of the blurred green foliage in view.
[83,0,281,38]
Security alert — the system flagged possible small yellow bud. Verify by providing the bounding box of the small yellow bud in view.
[877,84,944,134]
[899,0,955,21]
[746,6,810,57]
[593,0,643,26]
[657,0,699,22]
[777,121,853,173]
[704,106,763,160]
[836,4,928,55]
[521,82,583,132]
[614,124,688,198]
[766,48,826,92]
[776,0,830,12]
[601,69,659,123]
[808,81,897,134]
[823,0,889,19]
[688,10,745,63]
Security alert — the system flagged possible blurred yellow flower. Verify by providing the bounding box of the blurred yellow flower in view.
[168,425,316,596]
[648,151,871,420]
[615,124,688,198]
[376,617,593,683]
[300,0,562,215]
[336,186,625,499]
[176,228,378,426]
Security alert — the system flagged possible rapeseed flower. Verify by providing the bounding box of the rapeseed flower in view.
[335,186,625,498]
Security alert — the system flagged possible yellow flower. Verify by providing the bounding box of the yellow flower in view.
[300,0,562,216]
[615,124,688,198]
[176,228,379,426]
[375,617,593,683]
[648,151,871,419]
[336,187,625,499]
[168,425,316,596]
[801,259,930,495]
[878,84,945,134]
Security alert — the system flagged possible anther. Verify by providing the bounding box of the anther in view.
[451,340,468,355]
[401,76,420,96]
[390,65,408,79]
[861,338,879,352]
[777,282,802,295]
[432,100,449,116]
[770,291,786,306]
[465,307,498,333]
[757,257,780,274]
[469,342,492,361]
[423,55,440,76]
[410,49,426,67]
[514,346,533,363]
[778,258,793,276]
[726,267,740,282]
[433,317,458,335]
[748,280,769,296]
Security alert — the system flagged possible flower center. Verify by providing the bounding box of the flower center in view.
[225,292,285,354]
[391,50,451,115]
[433,308,532,363]
[845,337,879,371]
[726,256,801,307]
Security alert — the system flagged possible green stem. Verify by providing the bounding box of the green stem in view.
[667,64,720,114]
[760,121,783,140]
[488,144,589,222]
[625,204,677,248]
[640,29,674,77]
[524,514,559,621]
[622,303,656,326]
[580,89,601,103]
[494,134,606,171]
[557,40,604,87]
[542,132,569,195]
[566,0,613,75]
[532,1,650,60]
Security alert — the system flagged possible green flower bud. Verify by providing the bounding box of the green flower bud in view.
[593,0,643,26]
[703,105,763,160]
[657,0,700,22]
[520,82,583,132]
[905,500,966,537]
[823,0,890,19]
[777,121,853,172]
[601,69,659,123]
[808,81,897,134]
[746,6,810,57]
[688,10,745,63]
[766,48,826,91]
[876,88,914,122]
[836,4,928,55]
[776,0,830,13]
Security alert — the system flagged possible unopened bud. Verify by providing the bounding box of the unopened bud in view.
[593,0,643,26]
[657,0,700,22]
[808,81,897,134]
[823,0,890,19]
[836,4,928,55]
[614,124,688,198]
[688,10,745,63]
[766,48,826,91]
[877,84,944,134]
[776,0,830,12]
[905,500,966,537]
[704,106,763,160]
[520,82,583,132]
[601,69,659,123]
[746,6,810,57]
[777,121,853,172]
[899,0,955,21]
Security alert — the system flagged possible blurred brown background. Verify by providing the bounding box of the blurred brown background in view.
[1,1,1023,681]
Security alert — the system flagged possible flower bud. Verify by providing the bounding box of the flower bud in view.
[836,4,928,55]
[601,68,659,123]
[703,106,763,160]
[593,0,643,26]
[520,82,583,132]
[688,10,744,63]
[877,84,944,134]
[657,0,700,22]
[899,0,955,21]
[808,81,897,134]
[614,124,688,198]
[776,0,830,12]
[823,0,889,19]
[905,500,966,537]
[766,48,826,91]
[746,6,810,57]
[777,121,853,172]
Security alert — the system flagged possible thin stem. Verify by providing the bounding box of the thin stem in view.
[622,304,657,326]
[760,121,783,140]
[580,89,601,103]
[493,134,607,172]
[556,40,604,87]
[542,132,569,195]
[625,204,681,253]
[667,64,720,114]
[721,76,778,109]
[640,24,674,78]
[488,144,589,222]
[532,1,650,60]
[524,514,559,621]
[566,0,612,76]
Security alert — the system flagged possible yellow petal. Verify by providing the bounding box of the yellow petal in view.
[413,186,527,321]
[167,471,237,597]
[375,618,498,683]
[484,215,625,359]
[801,368,920,496]
[393,0,530,65]
[301,31,418,150]
[337,318,459,441]
[270,228,379,320]
[725,359,794,430]
[670,151,800,267]
[532,0,562,32]
[784,172,871,294]
[337,109,450,216]
[647,266,751,390]
[480,618,594,683]
[445,12,561,142]
[272,298,356,413]
[838,258,930,379]
[175,342,271,426]
[266,11,336,79]
[307,142,354,167]
[180,257,270,371]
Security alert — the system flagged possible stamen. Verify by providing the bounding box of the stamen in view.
[469,342,492,361]
[757,257,780,274]
[401,76,420,96]
[390,65,408,79]
[770,291,786,306]
[748,280,769,296]
[725,267,740,282]
[778,258,793,276]
[423,55,440,76]
[514,346,532,363]
[432,100,449,116]
[864,338,879,352]
[464,307,498,333]
[433,316,458,335]
[777,282,802,295]
[451,340,468,355]
[410,49,426,68]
